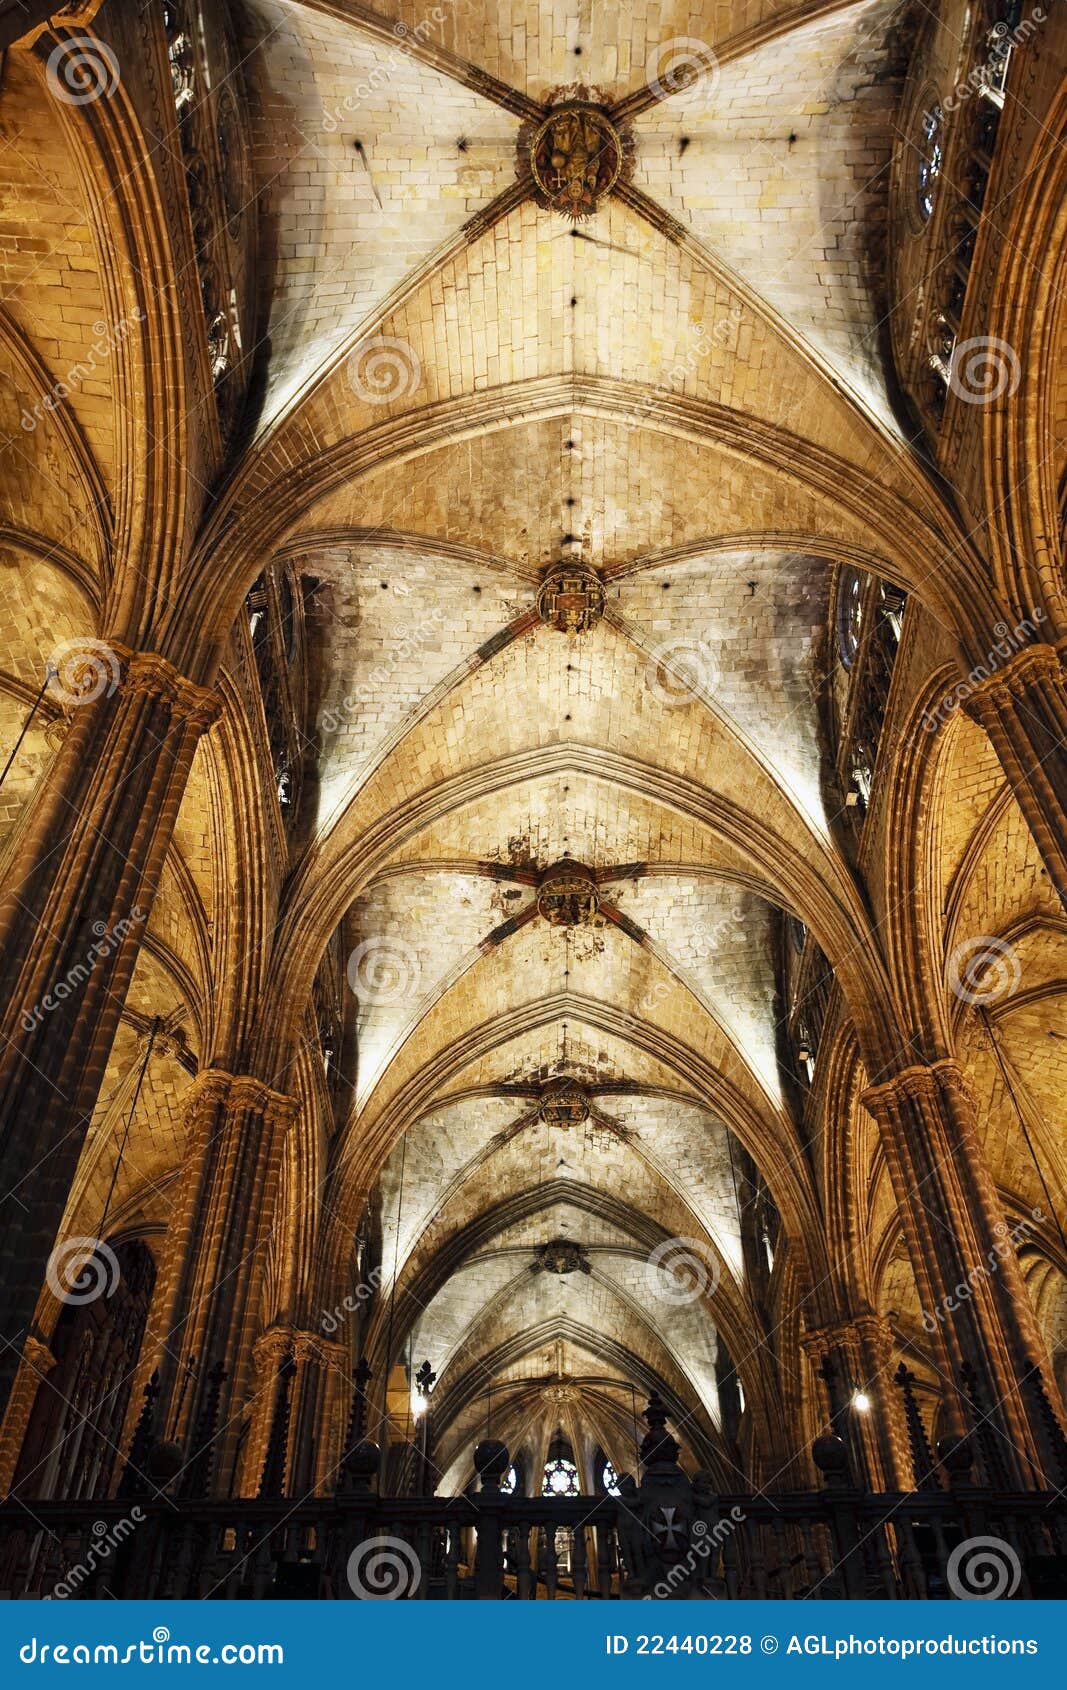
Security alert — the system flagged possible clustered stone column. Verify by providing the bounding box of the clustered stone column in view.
[0,650,218,1415]
[863,1059,1063,1484]
[145,1069,297,1490]
[0,1335,56,1495]
[963,642,1067,910]
[232,1324,343,1499]
[801,1313,908,1491]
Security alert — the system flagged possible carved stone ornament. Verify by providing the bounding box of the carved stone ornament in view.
[541,1380,579,1404]
[539,1078,590,1127]
[536,561,606,635]
[537,858,600,927]
[520,100,629,220]
[532,1239,591,1276]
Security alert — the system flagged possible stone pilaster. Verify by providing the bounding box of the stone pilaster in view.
[862,1059,1063,1484]
[963,642,1067,910]
[0,650,218,1418]
[145,1070,297,1493]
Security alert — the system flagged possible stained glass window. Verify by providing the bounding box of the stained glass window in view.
[917,105,943,222]
[499,1464,517,1495]
[601,1460,620,1497]
[542,1456,580,1497]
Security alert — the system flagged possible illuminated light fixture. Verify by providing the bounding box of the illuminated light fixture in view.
[411,1390,429,1419]
[853,1391,871,1414]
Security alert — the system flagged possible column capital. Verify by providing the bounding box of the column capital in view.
[19,1334,57,1377]
[117,648,221,733]
[252,1325,297,1376]
[251,1324,344,1372]
[962,640,1066,721]
[799,1312,894,1364]
[861,1058,975,1118]
[183,1069,298,1131]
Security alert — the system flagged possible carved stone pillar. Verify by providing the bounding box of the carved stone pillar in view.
[147,1070,297,1492]
[290,1329,347,1497]
[862,1059,1062,1483]
[0,649,218,1416]
[0,1335,55,1494]
[963,643,1067,910]
[800,1314,907,1491]
[241,1327,298,1498]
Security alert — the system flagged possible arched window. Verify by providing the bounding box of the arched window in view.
[916,104,943,222]
[600,1459,620,1496]
[542,1455,580,1497]
[499,1464,518,1495]
[836,568,864,668]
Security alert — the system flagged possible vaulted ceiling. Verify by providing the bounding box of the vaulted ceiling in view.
[3,0,1065,1492]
